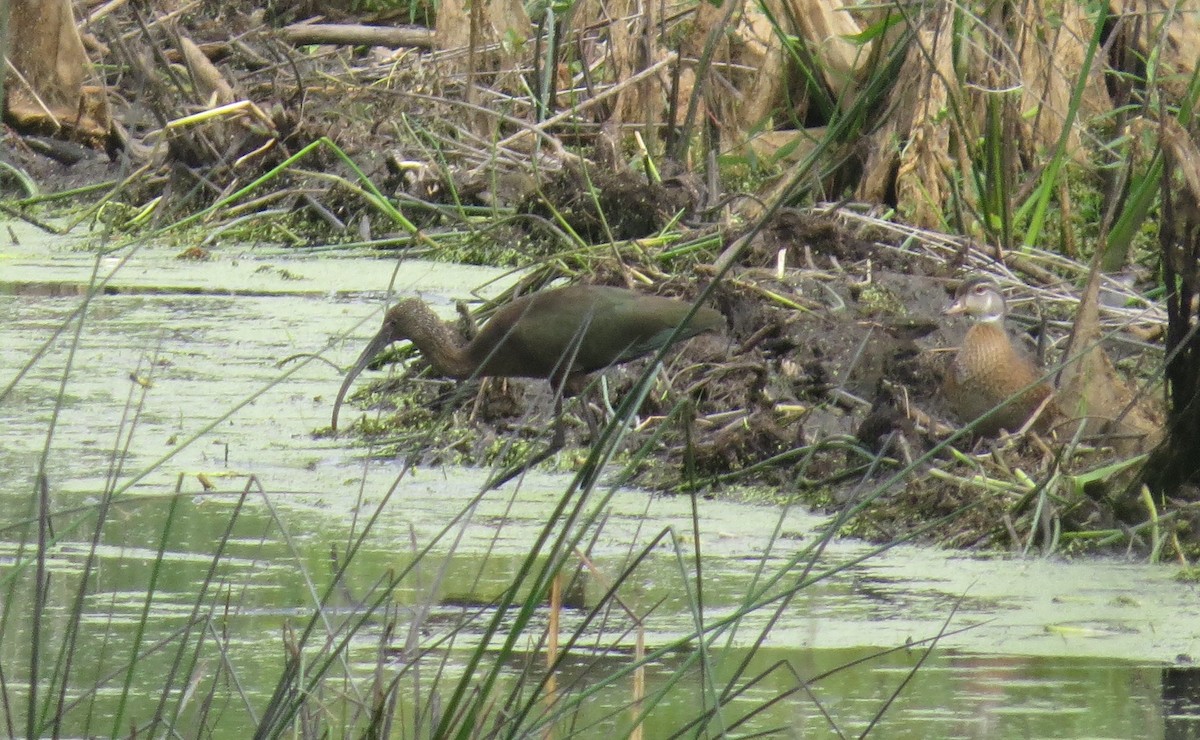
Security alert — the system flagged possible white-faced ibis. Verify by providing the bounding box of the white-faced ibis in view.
[331,284,725,441]
[942,277,1054,435]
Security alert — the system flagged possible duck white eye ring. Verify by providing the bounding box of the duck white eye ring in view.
[972,284,989,295]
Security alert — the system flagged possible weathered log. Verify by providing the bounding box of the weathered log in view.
[278,23,435,49]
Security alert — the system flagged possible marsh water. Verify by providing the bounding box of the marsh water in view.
[2,222,1200,738]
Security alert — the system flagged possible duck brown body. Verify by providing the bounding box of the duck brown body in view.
[332,284,724,430]
[943,278,1053,436]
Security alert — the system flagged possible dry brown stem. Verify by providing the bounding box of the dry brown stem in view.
[278,23,436,49]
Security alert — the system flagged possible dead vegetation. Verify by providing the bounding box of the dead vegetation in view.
[4,1,1200,555]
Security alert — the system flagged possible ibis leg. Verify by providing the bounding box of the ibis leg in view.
[484,394,566,490]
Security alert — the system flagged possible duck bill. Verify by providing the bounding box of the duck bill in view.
[941,299,967,316]
[331,328,394,431]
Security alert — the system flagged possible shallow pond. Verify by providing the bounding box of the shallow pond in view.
[1,222,1198,737]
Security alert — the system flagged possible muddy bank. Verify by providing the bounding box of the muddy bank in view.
[326,207,1170,553]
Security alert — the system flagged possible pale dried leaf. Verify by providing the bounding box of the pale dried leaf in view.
[894,9,956,229]
[6,0,111,141]
[1015,1,1109,162]
[1159,115,1200,210]
[791,0,868,106]
[180,36,236,107]
[608,0,664,131]
[678,0,769,148]
[434,0,470,57]
[1057,265,1163,454]
[1122,1,1200,103]
[434,0,529,75]
[734,1,787,134]
[858,114,900,203]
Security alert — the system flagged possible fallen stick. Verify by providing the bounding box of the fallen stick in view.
[278,23,435,49]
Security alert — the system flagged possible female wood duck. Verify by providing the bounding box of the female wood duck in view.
[942,277,1053,436]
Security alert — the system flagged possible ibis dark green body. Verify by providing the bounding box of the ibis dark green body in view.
[331,284,724,430]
